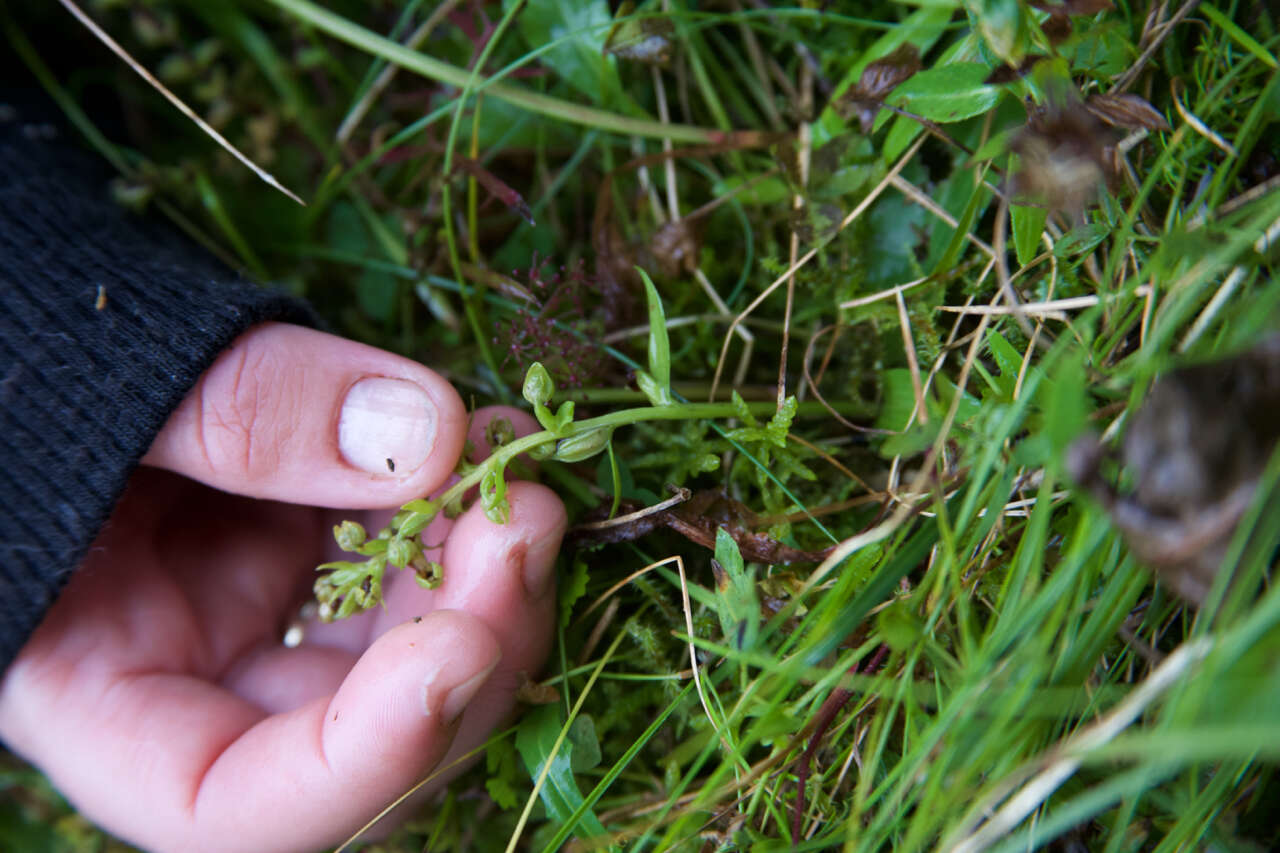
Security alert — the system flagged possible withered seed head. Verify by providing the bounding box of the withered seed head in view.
[1009,94,1115,216]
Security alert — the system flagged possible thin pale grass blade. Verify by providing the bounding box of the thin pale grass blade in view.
[56,0,305,206]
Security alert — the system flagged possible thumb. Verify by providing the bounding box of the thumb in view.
[142,322,468,508]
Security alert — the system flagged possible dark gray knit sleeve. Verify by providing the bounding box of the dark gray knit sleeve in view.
[0,101,317,673]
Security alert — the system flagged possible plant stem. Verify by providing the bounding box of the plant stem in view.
[432,401,749,515]
[563,386,874,416]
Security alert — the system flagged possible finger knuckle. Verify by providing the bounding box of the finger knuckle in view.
[192,334,299,483]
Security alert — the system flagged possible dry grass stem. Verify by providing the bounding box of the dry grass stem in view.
[56,0,305,205]
[1171,79,1237,157]
[945,637,1215,853]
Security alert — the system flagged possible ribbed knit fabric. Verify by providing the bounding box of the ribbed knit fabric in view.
[0,97,315,674]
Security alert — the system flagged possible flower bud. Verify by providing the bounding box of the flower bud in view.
[552,426,613,463]
[333,520,367,552]
[485,416,516,448]
[413,559,444,590]
[387,537,417,569]
[522,362,554,407]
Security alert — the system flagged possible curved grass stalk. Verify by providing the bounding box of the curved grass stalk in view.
[265,0,723,143]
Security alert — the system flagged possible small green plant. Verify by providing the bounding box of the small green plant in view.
[314,270,806,620]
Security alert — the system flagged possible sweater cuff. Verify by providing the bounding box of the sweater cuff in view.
[0,98,316,673]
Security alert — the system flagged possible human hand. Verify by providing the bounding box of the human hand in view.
[0,323,566,853]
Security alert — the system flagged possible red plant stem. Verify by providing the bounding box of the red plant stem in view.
[791,644,889,845]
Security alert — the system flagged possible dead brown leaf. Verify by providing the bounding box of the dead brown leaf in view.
[834,44,922,133]
[1085,93,1172,131]
[515,673,561,705]
[571,489,833,565]
[985,55,1047,85]
[650,218,703,277]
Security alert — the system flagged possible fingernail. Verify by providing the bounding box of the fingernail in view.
[437,654,500,725]
[339,378,437,475]
[521,528,563,600]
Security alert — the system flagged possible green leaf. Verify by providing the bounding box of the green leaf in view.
[634,369,670,408]
[886,63,1001,123]
[765,396,798,447]
[605,439,622,517]
[874,368,919,432]
[724,392,800,450]
[356,268,398,322]
[314,559,365,577]
[559,557,590,628]
[713,173,789,205]
[552,400,576,435]
[1054,222,1110,258]
[399,509,436,539]
[1011,203,1048,267]
[1044,354,1087,457]
[515,705,608,841]
[933,373,983,428]
[817,4,955,145]
[714,525,745,577]
[1060,23,1133,78]
[969,0,1027,66]
[877,598,923,652]
[637,267,672,402]
[931,165,992,273]
[986,329,1024,400]
[972,124,1022,160]
[485,739,522,810]
[507,0,620,104]
[880,423,937,459]
[566,715,602,773]
[882,113,924,167]
[713,527,759,655]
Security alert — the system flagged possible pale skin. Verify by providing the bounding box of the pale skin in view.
[0,323,567,853]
